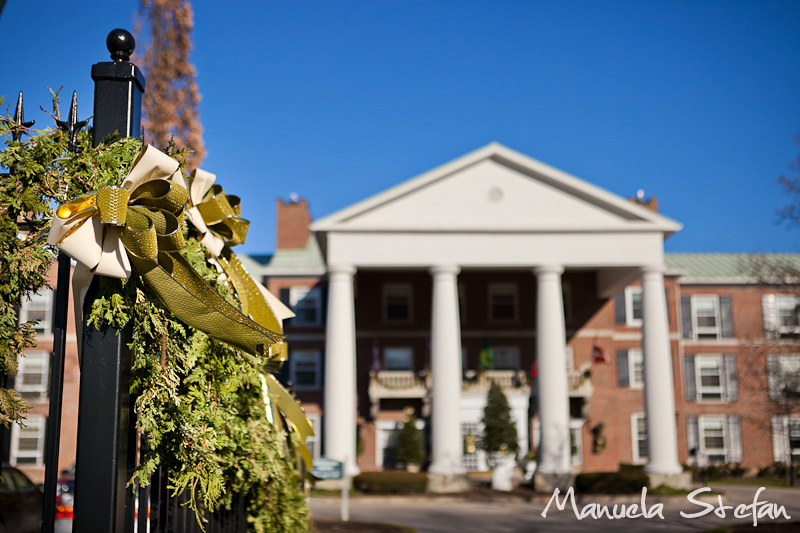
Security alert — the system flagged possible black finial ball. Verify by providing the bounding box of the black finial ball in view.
[107,29,135,62]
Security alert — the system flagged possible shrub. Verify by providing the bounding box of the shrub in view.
[353,472,428,495]
[758,462,793,479]
[691,462,748,481]
[481,381,519,456]
[395,415,424,466]
[575,471,649,494]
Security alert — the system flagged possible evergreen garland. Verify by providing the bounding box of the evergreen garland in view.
[1,94,310,531]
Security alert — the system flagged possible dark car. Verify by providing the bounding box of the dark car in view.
[55,465,74,520]
[0,465,43,533]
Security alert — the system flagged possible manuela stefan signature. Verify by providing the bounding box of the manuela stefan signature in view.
[542,486,791,525]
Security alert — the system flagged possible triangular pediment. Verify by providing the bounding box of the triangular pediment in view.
[311,143,681,235]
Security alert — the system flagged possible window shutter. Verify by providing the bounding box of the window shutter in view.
[615,292,626,325]
[321,285,329,324]
[720,296,734,338]
[763,294,778,338]
[767,354,781,400]
[617,349,629,387]
[665,288,670,325]
[681,296,693,339]
[684,355,696,402]
[771,416,786,463]
[279,288,291,306]
[727,416,742,463]
[686,416,699,459]
[723,354,738,401]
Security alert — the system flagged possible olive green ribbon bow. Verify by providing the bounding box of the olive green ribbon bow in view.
[187,169,314,468]
[47,145,284,360]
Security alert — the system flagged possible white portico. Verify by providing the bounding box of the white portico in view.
[310,143,684,490]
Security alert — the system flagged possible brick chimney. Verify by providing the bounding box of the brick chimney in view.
[628,190,659,213]
[276,195,311,250]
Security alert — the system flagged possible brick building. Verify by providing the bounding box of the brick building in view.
[10,143,800,489]
[250,144,800,490]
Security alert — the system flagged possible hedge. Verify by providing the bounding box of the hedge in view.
[352,472,428,494]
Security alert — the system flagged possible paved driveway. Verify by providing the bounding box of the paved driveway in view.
[310,484,800,533]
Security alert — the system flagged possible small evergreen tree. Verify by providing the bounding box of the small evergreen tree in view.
[481,381,519,456]
[395,412,424,467]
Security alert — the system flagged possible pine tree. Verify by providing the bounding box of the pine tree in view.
[395,412,424,467]
[139,0,206,169]
[481,380,519,455]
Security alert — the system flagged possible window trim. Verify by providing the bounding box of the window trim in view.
[16,350,50,400]
[490,346,520,371]
[383,283,413,323]
[290,349,322,390]
[628,348,644,389]
[631,413,648,464]
[288,286,322,327]
[768,354,800,401]
[692,295,721,340]
[695,354,724,401]
[19,289,54,338]
[624,287,643,327]
[305,413,321,461]
[384,347,414,371]
[10,413,46,467]
[488,283,518,323]
[698,416,728,464]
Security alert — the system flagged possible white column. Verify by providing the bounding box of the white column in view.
[534,265,572,475]
[428,265,464,476]
[324,265,359,475]
[640,265,682,475]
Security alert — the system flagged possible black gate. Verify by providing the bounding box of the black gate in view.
[23,29,251,533]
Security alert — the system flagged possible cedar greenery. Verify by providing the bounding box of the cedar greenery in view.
[1,93,310,531]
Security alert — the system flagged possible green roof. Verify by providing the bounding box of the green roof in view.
[666,253,800,281]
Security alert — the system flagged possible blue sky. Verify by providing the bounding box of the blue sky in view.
[3,1,800,254]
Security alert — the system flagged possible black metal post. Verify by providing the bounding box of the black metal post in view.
[72,29,144,533]
[41,253,71,532]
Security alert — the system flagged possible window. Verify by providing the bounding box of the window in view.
[383,284,412,323]
[631,414,648,463]
[686,415,742,464]
[461,421,482,471]
[771,416,800,464]
[693,296,719,339]
[304,414,321,462]
[489,283,517,322]
[700,417,727,463]
[532,419,583,466]
[682,295,733,340]
[16,351,50,400]
[286,287,321,326]
[384,347,413,371]
[629,349,643,388]
[616,348,643,389]
[10,414,46,466]
[763,294,800,338]
[768,354,800,401]
[491,347,520,371]
[290,350,321,390]
[19,289,54,338]
[625,287,643,326]
[684,354,737,402]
